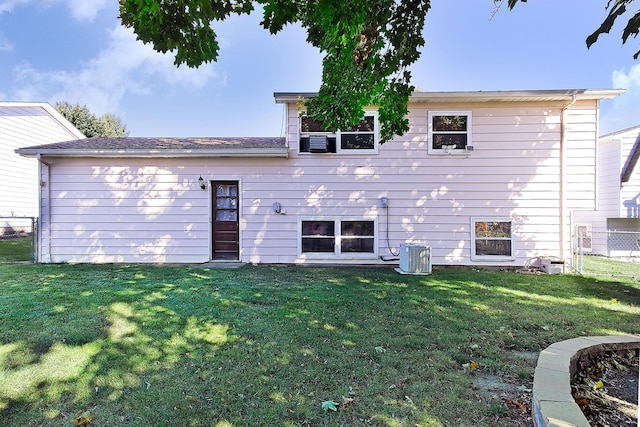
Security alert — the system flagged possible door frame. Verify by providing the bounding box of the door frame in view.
[209,178,241,261]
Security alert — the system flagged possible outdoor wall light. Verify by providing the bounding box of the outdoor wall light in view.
[198,176,206,190]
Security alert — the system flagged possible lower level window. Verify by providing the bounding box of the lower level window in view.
[472,218,514,260]
[301,218,376,257]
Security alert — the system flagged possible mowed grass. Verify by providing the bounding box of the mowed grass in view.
[0,262,638,426]
[0,235,33,262]
[582,254,640,278]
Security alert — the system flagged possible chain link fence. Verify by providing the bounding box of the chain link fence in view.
[0,217,37,263]
[574,229,640,277]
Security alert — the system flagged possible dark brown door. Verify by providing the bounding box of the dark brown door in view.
[212,181,239,260]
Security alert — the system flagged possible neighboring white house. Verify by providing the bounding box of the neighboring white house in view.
[1,102,85,220]
[16,89,623,266]
[574,125,640,257]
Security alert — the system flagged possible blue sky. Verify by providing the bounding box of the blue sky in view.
[1,0,639,137]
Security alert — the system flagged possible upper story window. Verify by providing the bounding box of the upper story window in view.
[471,218,514,261]
[428,111,472,155]
[299,113,379,154]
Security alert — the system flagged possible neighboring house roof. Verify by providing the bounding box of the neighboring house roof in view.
[0,101,87,140]
[274,88,625,104]
[16,136,288,158]
[613,125,640,185]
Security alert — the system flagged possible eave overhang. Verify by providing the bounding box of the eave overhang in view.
[16,147,289,158]
[274,89,625,104]
[15,136,289,159]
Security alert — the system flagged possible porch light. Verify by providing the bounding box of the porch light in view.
[198,176,206,190]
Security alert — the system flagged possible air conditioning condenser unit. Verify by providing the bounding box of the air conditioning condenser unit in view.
[396,243,431,275]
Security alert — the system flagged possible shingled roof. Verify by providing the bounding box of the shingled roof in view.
[16,136,288,158]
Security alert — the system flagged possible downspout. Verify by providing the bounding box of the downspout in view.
[560,95,577,264]
[594,99,601,214]
[36,154,51,263]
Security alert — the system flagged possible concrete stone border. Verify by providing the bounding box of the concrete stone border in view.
[532,334,640,427]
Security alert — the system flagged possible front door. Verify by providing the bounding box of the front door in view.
[212,181,239,260]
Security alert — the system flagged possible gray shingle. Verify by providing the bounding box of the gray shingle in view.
[22,136,286,151]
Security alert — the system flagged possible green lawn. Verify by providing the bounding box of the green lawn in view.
[0,235,34,263]
[0,263,638,426]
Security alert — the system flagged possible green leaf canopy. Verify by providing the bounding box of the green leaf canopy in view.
[119,0,431,143]
[119,0,639,142]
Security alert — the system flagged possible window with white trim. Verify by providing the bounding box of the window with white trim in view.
[300,218,377,257]
[428,111,472,154]
[471,218,514,260]
[575,224,593,252]
[299,112,379,154]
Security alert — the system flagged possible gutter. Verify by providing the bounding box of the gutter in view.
[274,89,625,104]
[16,148,289,159]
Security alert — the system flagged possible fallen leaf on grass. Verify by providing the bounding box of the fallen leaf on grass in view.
[502,396,528,413]
[341,396,355,407]
[575,397,589,406]
[73,415,92,425]
[321,400,339,411]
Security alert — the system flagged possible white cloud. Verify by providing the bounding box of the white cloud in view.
[0,0,30,14]
[63,0,109,22]
[0,0,109,21]
[601,63,640,134]
[612,63,640,92]
[10,25,223,115]
[0,33,11,50]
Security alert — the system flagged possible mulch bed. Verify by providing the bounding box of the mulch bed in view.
[572,347,639,426]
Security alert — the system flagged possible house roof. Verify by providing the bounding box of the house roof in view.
[617,127,640,185]
[0,101,86,141]
[16,136,288,158]
[600,124,640,140]
[274,88,625,104]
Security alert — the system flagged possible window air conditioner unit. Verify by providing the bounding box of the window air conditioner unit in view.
[396,243,432,275]
[309,135,329,153]
[576,224,593,252]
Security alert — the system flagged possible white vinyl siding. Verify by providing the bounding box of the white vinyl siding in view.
[37,97,602,266]
[572,126,640,256]
[0,104,83,217]
[619,129,640,218]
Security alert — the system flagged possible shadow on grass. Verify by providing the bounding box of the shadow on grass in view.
[0,264,638,426]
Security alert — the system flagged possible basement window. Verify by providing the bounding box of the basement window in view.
[300,218,377,258]
[471,218,514,261]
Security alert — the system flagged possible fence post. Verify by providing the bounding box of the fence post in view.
[577,232,583,274]
[31,217,37,263]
